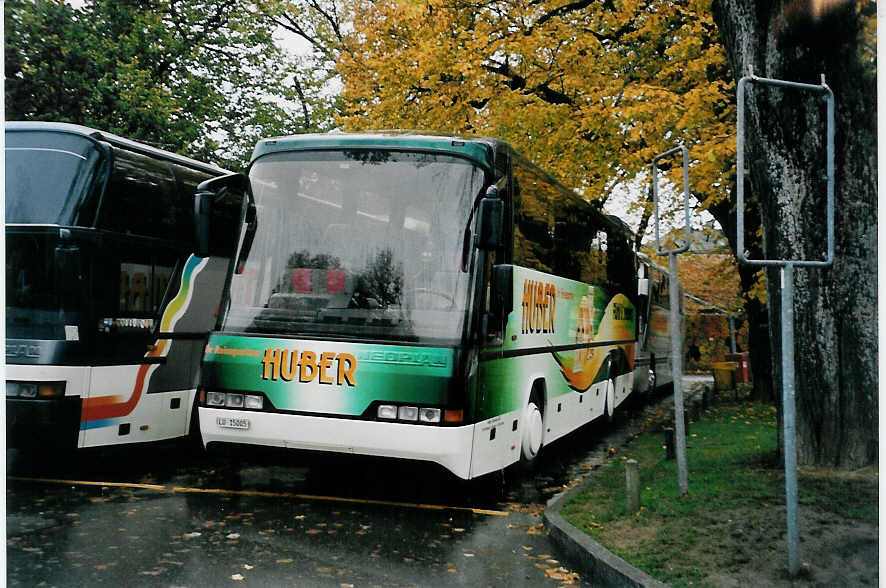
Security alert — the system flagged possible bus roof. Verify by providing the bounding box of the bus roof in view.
[250,131,501,172]
[5,121,228,175]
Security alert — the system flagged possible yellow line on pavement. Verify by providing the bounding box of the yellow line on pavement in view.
[9,476,509,517]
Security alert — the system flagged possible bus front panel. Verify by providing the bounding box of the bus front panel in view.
[199,334,478,477]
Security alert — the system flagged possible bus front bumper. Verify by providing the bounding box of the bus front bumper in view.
[199,407,476,479]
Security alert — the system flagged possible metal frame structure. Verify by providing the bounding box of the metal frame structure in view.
[735,73,835,576]
[651,144,691,496]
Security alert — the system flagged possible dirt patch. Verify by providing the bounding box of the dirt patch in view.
[701,501,878,587]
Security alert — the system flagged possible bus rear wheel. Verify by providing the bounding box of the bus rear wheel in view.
[521,401,543,462]
[604,376,615,422]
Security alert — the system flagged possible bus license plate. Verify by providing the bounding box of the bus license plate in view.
[217,416,250,430]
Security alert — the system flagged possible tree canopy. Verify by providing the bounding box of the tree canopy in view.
[5,0,337,167]
[337,0,735,225]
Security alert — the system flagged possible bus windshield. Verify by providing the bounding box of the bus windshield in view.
[6,131,102,225]
[221,149,485,343]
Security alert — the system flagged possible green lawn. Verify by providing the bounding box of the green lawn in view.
[558,401,878,586]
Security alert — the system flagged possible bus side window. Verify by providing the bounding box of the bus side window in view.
[581,227,607,285]
[513,161,554,273]
[606,227,634,298]
[98,148,180,241]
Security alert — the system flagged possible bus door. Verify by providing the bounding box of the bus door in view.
[82,237,186,446]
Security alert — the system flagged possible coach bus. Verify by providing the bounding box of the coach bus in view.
[194,132,677,479]
[6,121,237,450]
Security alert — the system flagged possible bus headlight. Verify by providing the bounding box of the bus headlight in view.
[377,405,397,420]
[7,381,65,399]
[225,393,245,408]
[419,408,441,423]
[207,391,226,406]
[244,395,263,410]
[397,406,419,421]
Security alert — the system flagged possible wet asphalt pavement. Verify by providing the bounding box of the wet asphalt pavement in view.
[7,379,709,586]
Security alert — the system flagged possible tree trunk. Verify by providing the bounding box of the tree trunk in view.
[711,0,877,468]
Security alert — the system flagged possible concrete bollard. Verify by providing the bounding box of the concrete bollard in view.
[626,459,640,513]
[663,427,675,460]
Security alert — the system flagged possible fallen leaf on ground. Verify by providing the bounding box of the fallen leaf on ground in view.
[545,566,581,583]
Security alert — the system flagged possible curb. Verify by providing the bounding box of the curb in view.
[542,380,715,586]
[543,479,668,588]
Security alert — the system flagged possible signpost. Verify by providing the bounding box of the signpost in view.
[735,73,835,576]
[651,144,691,496]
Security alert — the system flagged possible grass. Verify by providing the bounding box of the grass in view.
[558,399,878,586]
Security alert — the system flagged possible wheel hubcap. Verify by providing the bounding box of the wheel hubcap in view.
[522,402,543,460]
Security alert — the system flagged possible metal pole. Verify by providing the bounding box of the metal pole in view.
[735,74,833,578]
[781,264,799,575]
[669,253,688,495]
[652,144,691,497]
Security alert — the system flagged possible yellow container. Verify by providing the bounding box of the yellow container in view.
[712,361,738,391]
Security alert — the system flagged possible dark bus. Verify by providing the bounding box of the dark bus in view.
[6,121,233,449]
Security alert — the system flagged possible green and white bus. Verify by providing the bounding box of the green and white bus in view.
[195,132,677,479]
[6,122,237,450]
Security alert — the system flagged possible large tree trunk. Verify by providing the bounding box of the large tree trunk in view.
[711,0,877,468]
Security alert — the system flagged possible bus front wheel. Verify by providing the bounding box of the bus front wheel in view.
[521,401,543,462]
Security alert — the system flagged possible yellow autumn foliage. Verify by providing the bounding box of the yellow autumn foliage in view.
[337,0,735,211]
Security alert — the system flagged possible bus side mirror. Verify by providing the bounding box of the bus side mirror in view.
[490,264,514,319]
[194,173,250,258]
[476,190,503,250]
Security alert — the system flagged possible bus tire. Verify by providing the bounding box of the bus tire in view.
[521,400,544,462]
